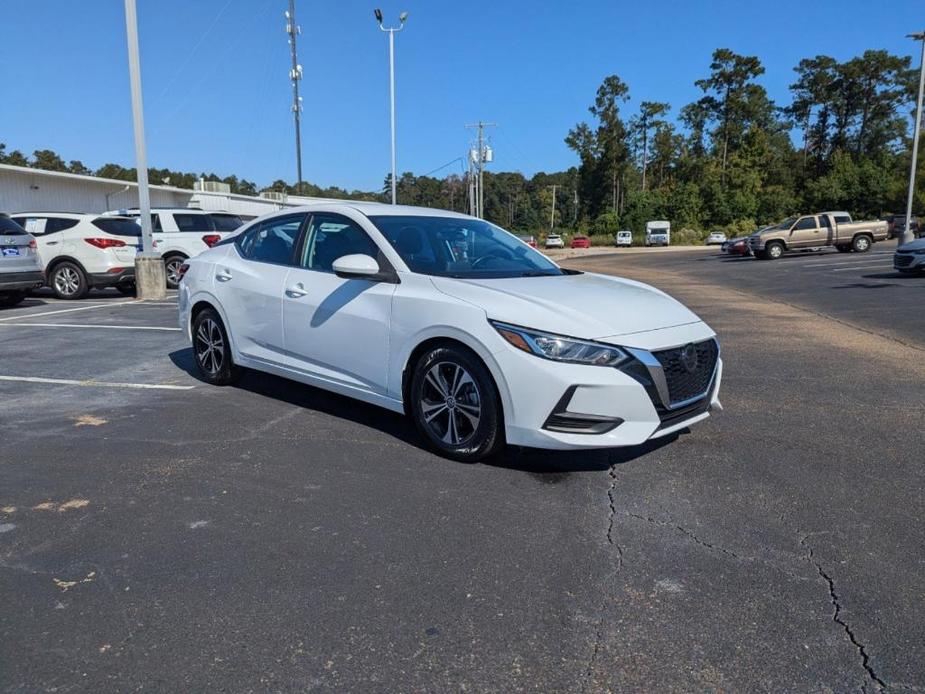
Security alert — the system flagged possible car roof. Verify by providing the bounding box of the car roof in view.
[281,202,473,220]
[10,212,107,219]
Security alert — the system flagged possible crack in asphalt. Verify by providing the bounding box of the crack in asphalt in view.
[800,535,886,691]
[582,462,624,693]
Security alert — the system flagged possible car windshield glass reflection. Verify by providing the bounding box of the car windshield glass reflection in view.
[370,215,564,279]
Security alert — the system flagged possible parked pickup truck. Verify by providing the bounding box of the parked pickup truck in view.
[748,213,888,260]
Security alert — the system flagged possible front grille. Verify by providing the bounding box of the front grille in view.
[652,339,718,406]
[656,396,711,430]
[894,254,914,267]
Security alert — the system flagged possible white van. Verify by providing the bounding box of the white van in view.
[615,231,633,247]
[645,221,670,247]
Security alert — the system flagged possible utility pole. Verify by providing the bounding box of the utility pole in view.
[903,31,925,247]
[122,0,165,299]
[549,185,557,229]
[465,121,496,218]
[286,0,303,192]
[375,10,408,205]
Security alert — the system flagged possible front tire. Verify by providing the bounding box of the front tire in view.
[410,345,504,462]
[49,262,89,299]
[764,242,785,260]
[164,255,187,290]
[191,308,242,385]
[852,234,872,253]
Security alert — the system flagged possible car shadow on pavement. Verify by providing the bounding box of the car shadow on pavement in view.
[170,347,680,476]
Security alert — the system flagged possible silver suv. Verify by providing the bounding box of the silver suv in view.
[0,215,44,307]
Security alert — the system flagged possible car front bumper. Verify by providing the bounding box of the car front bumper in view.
[493,324,722,450]
[894,253,924,272]
[0,270,45,291]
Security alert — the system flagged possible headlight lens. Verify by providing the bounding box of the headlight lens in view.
[491,321,629,367]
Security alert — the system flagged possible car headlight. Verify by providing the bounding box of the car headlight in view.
[490,321,629,367]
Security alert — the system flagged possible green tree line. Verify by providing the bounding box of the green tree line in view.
[3,46,922,241]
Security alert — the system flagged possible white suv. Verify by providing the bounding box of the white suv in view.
[11,213,141,299]
[111,208,243,288]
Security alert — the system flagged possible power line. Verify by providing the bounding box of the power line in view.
[420,157,464,178]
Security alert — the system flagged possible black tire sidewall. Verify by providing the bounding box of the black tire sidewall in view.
[191,308,240,385]
[767,242,784,259]
[50,262,88,299]
[410,345,503,462]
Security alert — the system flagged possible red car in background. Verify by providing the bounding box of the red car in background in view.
[517,235,537,248]
[722,236,751,256]
[571,235,590,249]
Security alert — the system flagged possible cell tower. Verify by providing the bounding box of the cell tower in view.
[285,0,303,190]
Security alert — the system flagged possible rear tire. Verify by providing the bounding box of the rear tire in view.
[49,262,89,300]
[852,234,872,253]
[116,283,136,296]
[409,345,504,462]
[0,290,26,308]
[191,308,242,385]
[164,255,187,290]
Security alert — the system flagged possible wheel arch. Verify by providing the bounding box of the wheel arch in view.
[400,334,510,427]
[45,255,91,287]
[187,292,240,360]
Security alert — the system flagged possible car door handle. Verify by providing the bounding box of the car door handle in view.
[46,241,59,246]
[285,282,307,298]
[216,269,233,282]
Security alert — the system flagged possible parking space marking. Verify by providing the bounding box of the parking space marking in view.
[0,375,194,390]
[830,263,896,272]
[800,257,895,268]
[0,322,181,331]
[0,301,139,322]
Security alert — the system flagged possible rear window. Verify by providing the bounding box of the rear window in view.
[209,214,243,232]
[174,213,215,232]
[92,218,143,236]
[834,215,851,224]
[0,217,27,235]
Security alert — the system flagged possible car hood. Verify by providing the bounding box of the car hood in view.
[431,272,703,340]
[897,238,925,251]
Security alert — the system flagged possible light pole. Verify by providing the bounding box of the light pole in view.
[374,9,407,205]
[902,31,925,247]
[122,0,165,299]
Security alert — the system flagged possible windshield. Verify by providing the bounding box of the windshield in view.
[771,217,798,230]
[369,215,564,279]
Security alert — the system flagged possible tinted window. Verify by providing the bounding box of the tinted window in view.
[209,213,243,232]
[0,217,27,235]
[44,218,80,234]
[92,218,143,236]
[237,214,305,265]
[173,213,215,232]
[370,215,564,279]
[301,213,380,272]
[833,215,851,224]
[793,217,817,231]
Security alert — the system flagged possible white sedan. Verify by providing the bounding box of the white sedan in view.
[178,204,722,461]
[706,231,727,245]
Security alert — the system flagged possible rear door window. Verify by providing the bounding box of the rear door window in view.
[237,214,306,265]
[43,217,80,234]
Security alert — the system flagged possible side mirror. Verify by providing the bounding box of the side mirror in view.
[332,253,382,280]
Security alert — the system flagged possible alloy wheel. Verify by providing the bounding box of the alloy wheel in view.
[195,318,225,375]
[54,267,80,296]
[165,258,183,285]
[420,361,481,446]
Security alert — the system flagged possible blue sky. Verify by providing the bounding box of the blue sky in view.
[1,0,922,191]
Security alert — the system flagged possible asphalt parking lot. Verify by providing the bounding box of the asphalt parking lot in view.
[1,245,924,692]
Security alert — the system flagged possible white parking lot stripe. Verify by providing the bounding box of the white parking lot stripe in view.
[0,375,194,390]
[830,263,895,272]
[0,322,181,331]
[0,301,139,322]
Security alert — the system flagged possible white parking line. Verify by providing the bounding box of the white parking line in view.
[0,375,194,390]
[0,301,139,322]
[0,323,181,331]
[800,257,895,268]
[830,263,895,272]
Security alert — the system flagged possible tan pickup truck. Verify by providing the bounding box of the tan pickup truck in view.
[748,213,888,260]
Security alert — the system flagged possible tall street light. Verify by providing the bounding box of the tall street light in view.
[374,9,407,205]
[902,31,925,247]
